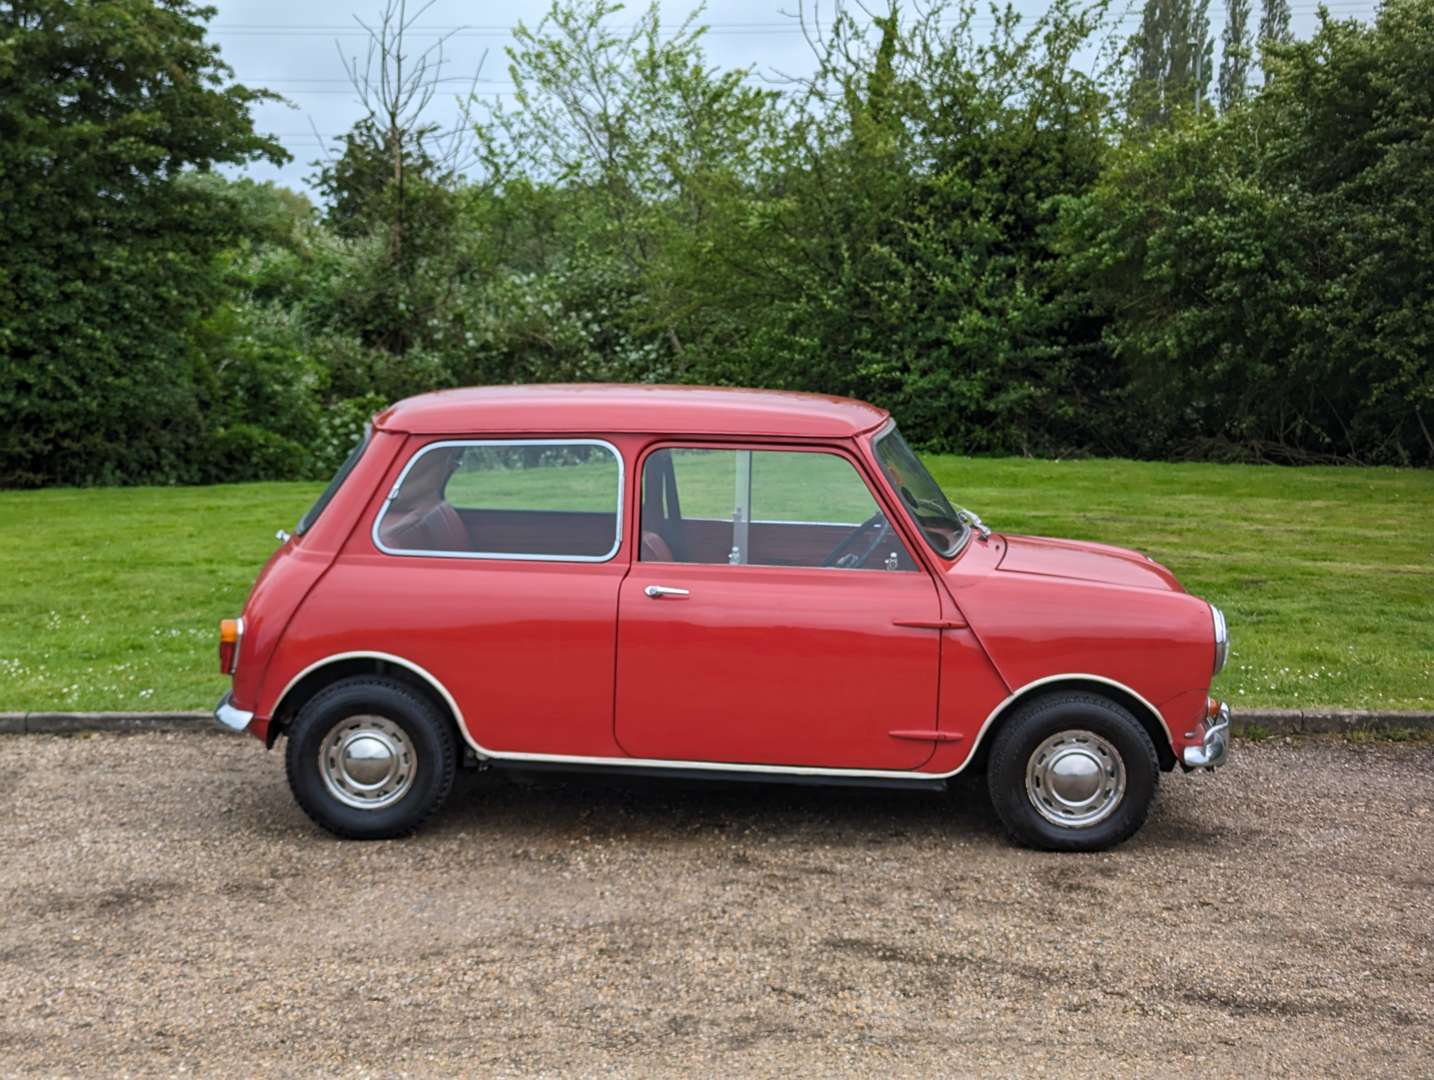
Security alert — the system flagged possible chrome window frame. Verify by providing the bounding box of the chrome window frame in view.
[372,437,625,563]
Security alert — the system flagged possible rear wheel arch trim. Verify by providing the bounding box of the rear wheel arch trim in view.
[269,656,1174,780]
[271,652,471,745]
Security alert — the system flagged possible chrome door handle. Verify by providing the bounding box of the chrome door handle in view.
[644,585,690,599]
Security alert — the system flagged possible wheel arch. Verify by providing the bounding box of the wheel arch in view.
[269,652,466,750]
[968,674,1178,773]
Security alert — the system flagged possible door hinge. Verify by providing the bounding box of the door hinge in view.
[888,729,965,743]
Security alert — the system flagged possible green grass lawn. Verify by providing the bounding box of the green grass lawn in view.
[0,456,1429,713]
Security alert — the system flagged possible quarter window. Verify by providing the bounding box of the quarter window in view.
[640,448,916,571]
[376,440,622,560]
[872,425,967,557]
[296,425,371,537]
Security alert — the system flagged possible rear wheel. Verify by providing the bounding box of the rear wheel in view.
[285,677,456,839]
[986,691,1158,852]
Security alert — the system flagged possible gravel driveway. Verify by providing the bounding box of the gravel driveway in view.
[2,733,1432,1077]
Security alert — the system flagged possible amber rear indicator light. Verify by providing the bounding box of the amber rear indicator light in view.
[219,618,242,674]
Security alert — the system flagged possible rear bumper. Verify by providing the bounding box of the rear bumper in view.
[1182,702,1230,769]
[214,691,255,733]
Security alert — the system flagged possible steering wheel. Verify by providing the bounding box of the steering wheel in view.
[822,512,893,569]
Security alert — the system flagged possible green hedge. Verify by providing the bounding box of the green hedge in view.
[1,0,1429,487]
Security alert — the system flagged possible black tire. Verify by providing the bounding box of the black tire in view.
[284,676,457,839]
[986,691,1158,852]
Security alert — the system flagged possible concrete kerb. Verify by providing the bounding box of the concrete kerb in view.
[1,709,1431,737]
[1232,708,1434,736]
[1,712,214,735]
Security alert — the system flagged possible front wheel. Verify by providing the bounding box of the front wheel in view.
[285,676,457,839]
[986,691,1158,852]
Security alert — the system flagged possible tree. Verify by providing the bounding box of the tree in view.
[316,116,454,242]
[1060,0,1434,464]
[315,0,481,250]
[470,0,782,377]
[307,0,486,355]
[1257,0,1292,77]
[1129,0,1215,125]
[1258,0,1292,49]
[1219,0,1253,110]
[726,0,1124,454]
[0,0,286,486]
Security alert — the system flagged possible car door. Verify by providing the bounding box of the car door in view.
[614,443,941,770]
[357,436,629,758]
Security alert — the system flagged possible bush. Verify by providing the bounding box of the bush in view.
[1058,0,1434,465]
[202,424,312,483]
[6,0,1430,487]
[312,395,389,476]
[0,0,284,488]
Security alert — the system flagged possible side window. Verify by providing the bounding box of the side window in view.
[640,448,917,571]
[376,440,622,560]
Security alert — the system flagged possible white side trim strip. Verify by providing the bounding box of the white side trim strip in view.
[271,654,1175,781]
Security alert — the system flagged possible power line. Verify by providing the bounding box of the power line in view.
[271,124,475,137]
[234,2,1384,156]
[210,6,1376,37]
[213,5,1373,31]
[266,88,517,96]
[212,19,980,34]
[229,2,1382,95]
[248,75,509,84]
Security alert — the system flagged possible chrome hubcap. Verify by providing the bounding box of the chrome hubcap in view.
[1025,730,1126,829]
[318,715,416,810]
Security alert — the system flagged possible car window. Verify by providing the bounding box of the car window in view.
[640,447,917,571]
[375,439,622,561]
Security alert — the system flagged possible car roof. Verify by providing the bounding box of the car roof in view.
[373,384,891,439]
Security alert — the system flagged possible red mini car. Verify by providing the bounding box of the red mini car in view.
[214,385,1230,851]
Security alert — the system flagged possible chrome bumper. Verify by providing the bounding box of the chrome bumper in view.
[214,691,255,733]
[1182,702,1230,769]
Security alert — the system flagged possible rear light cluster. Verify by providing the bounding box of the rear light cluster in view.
[219,618,244,675]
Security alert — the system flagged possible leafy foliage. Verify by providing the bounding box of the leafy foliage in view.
[1060,0,1434,463]
[1,0,1430,486]
[465,0,1125,455]
[0,0,286,486]
[1219,0,1253,110]
[1128,0,1215,125]
[1258,0,1293,48]
[703,0,1122,454]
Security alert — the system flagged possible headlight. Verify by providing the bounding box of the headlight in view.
[1210,604,1228,675]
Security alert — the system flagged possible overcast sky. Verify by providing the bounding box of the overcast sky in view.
[207,0,1376,193]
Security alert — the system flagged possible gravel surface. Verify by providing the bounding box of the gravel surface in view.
[2,733,1432,1077]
